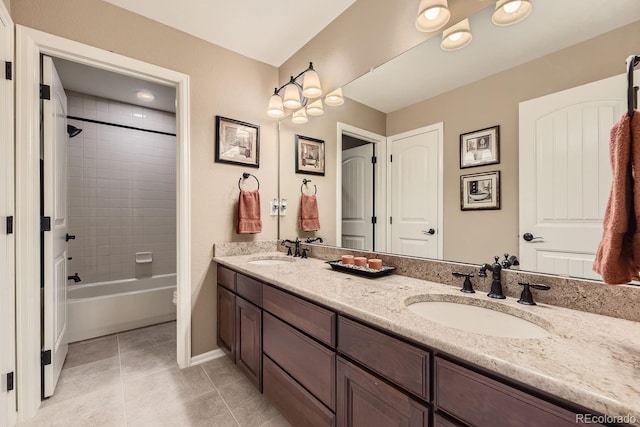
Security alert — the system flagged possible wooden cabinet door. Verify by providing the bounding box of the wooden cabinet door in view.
[236,297,262,390]
[337,357,428,427]
[216,285,235,359]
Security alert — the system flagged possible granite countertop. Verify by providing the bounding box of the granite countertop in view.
[214,252,640,424]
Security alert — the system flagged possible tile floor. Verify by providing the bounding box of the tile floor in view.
[18,321,290,427]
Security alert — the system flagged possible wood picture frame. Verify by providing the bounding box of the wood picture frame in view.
[215,115,260,168]
[295,134,325,176]
[460,125,500,169]
[460,170,500,210]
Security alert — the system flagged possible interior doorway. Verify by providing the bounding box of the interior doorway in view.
[16,26,191,421]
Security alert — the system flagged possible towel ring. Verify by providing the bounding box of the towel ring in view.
[301,178,317,195]
[238,172,260,190]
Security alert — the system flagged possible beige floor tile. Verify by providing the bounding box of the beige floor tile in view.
[128,390,239,427]
[232,394,282,427]
[123,365,214,422]
[217,374,261,410]
[119,340,177,380]
[18,384,125,427]
[118,321,176,354]
[64,334,118,369]
[201,355,244,388]
[259,414,292,427]
[42,356,121,408]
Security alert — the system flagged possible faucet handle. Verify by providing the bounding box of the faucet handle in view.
[452,272,475,294]
[517,282,550,305]
[301,248,309,259]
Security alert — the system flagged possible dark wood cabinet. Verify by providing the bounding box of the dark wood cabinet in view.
[336,357,429,427]
[216,285,235,359]
[235,297,262,390]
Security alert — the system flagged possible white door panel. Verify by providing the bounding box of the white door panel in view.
[42,55,69,398]
[342,144,374,250]
[519,71,638,279]
[389,124,442,259]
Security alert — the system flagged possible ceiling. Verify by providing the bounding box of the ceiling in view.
[344,0,640,113]
[102,0,357,67]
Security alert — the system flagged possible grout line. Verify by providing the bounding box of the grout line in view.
[201,365,241,427]
[117,333,129,427]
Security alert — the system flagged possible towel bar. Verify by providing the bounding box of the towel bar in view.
[239,172,260,190]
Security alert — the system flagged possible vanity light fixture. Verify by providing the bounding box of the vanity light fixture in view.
[267,62,323,118]
[306,99,324,116]
[441,19,472,51]
[415,0,451,32]
[492,0,533,26]
[324,88,344,106]
[292,108,309,124]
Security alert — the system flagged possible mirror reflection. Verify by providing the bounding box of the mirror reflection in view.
[278,0,640,281]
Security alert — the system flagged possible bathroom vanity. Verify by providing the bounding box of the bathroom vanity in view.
[213,250,640,427]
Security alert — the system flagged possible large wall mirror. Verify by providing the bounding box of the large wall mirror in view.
[278,0,640,281]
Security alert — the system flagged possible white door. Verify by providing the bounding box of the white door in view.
[519,71,637,279]
[42,55,69,398]
[388,123,443,258]
[0,2,15,425]
[342,143,374,250]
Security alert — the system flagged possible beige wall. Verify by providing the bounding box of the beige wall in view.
[387,21,640,264]
[279,99,385,245]
[11,0,280,355]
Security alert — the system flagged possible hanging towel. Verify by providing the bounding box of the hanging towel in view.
[237,189,262,234]
[593,111,640,284]
[298,193,320,232]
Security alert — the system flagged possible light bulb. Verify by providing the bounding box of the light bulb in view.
[503,0,521,14]
[424,7,440,20]
[448,32,462,42]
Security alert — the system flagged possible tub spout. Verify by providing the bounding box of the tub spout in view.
[68,273,81,283]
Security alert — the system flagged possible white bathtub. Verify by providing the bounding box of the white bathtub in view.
[68,274,177,343]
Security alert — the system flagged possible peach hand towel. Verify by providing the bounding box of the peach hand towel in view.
[593,111,640,284]
[237,189,262,234]
[298,193,320,232]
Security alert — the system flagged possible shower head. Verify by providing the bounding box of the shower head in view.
[67,124,83,138]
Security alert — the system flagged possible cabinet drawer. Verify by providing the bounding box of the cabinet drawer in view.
[236,274,262,307]
[217,264,236,292]
[264,312,335,410]
[264,355,335,427]
[435,357,585,427]
[263,285,336,347]
[338,316,429,400]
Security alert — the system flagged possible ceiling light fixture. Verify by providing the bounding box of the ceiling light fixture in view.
[136,90,155,101]
[440,19,472,51]
[492,0,533,26]
[415,0,451,32]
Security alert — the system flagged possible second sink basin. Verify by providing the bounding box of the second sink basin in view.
[406,297,551,339]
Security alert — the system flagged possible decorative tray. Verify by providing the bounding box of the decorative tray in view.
[326,260,396,278]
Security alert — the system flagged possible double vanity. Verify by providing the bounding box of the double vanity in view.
[213,243,640,426]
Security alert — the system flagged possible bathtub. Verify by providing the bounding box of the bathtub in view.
[68,274,177,343]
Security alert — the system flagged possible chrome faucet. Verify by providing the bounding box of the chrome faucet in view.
[478,256,506,299]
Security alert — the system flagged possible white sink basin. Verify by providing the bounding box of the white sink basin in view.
[406,299,550,339]
[248,257,294,266]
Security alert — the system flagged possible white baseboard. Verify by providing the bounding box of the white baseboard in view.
[189,349,225,366]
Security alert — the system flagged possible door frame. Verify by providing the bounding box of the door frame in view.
[336,122,387,251]
[15,25,192,420]
[386,123,444,260]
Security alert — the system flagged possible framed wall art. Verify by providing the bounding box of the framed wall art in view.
[215,116,260,168]
[460,125,500,168]
[295,134,325,176]
[460,170,500,211]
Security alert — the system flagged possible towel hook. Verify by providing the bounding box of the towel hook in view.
[627,55,640,118]
[238,172,260,190]
[301,178,317,195]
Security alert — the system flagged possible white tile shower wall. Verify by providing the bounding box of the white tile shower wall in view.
[67,91,177,284]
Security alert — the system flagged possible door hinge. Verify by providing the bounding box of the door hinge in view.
[390,154,393,162]
[390,216,393,224]
[6,372,14,391]
[6,216,13,234]
[371,156,377,164]
[4,61,11,80]
[371,216,377,224]
[41,216,51,232]
[41,350,52,366]
[40,84,51,100]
